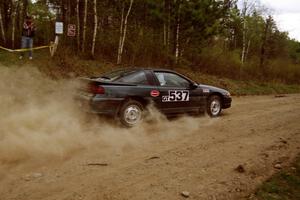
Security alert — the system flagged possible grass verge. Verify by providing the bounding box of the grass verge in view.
[1,51,300,96]
[254,155,300,200]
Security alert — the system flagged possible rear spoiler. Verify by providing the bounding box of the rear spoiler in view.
[79,77,137,86]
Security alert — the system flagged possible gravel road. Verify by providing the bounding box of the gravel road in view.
[1,94,300,200]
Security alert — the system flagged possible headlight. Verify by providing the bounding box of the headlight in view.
[225,92,231,97]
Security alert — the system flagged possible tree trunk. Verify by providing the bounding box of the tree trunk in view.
[91,0,98,57]
[11,0,19,49]
[3,0,11,31]
[241,0,248,65]
[173,0,181,65]
[117,0,134,65]
[175,19,180,64]
[67,0,71,25]
[20,0,28,33]
[167,0,171,50]
[76,0,80,51]
[0,8,6,44]
[245,39,251,61]
[163,0,171,49]
[117,3,125,64]
[260,16,271,76]
[82,0,88,52]
[22,0,28,19]
[163,0,167,46]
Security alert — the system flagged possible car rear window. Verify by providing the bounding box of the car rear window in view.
[99,69,135,81]
[116,71,149,85]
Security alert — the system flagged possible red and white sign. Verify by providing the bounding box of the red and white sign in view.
[150,90,160,97]
[67,24,76,37]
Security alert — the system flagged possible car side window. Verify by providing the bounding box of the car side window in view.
[117,71,149,85]
[154,72,190,88]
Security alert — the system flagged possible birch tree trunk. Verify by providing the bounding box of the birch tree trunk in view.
[174,0,181,65]
[82,0,88,52]
[0,8,6,44]
[246,39,251,61]
[91,0,98,56]
[175,19,180,64]
[241,0,247,65]
[76,0,80,51]
[11,0,19,49]
[117,3,125,64]
[117,0,134,65]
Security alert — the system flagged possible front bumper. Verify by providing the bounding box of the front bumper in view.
[222,96,232,109]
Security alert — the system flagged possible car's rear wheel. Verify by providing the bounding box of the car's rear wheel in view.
[119,100,144,127]
[207,95,222,117]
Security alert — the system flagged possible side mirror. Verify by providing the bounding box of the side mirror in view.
[189,82,198,89]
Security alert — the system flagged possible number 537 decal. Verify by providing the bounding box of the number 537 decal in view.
[162,90,190,102]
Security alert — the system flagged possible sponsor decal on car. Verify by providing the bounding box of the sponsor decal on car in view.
[150,90,160,97]
[162,90,190,102]
[203,88,210,93]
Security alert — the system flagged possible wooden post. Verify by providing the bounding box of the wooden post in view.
[50,35,59,57]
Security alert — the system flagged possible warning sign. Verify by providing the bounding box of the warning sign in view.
[67,24,76,37]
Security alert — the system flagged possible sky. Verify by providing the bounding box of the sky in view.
[239,0,300,41]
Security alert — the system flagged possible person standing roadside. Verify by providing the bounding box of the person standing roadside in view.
[19,16,35,60]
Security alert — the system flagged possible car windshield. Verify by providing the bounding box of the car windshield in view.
[97,69,137,81]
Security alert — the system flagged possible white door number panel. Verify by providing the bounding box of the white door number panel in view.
[162,90,190,102]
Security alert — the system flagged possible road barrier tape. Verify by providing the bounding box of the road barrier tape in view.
[0,45,53,53]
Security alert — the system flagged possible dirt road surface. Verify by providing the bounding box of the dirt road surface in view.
[1,94,300,200]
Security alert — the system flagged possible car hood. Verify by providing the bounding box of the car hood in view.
[199,84,229,94]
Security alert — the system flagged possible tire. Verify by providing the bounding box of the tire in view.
[207,95,222,117]
[119,100,144,127]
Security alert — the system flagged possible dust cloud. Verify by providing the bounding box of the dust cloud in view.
[0,65,215,167]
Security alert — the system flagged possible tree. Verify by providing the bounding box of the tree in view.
[260,15,273,75]
[82,0,88,52]
[0,7,6,44]
[117,0,134,64]
[11,0,20,49]
[91,0,98,56]
[76,0,80,51]
[240,0,256,65]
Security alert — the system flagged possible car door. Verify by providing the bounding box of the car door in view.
[152,71,204,114]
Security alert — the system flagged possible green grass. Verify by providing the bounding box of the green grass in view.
[176,68,300,96]
[255,156,300,200]
[1,50,300,95]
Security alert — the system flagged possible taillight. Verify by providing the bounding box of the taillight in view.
[89,84,105,94]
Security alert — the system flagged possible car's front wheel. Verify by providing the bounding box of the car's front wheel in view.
[207,95,222,117]
[119,100,144,127]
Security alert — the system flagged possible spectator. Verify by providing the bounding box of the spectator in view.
[19,16,35,60]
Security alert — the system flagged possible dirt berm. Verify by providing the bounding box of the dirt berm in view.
[0,67,300,200]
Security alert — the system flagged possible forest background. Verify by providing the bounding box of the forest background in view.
[0,0,300,86]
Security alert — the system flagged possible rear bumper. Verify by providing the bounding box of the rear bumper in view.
[76,94,124,116]
[222,96,232,109]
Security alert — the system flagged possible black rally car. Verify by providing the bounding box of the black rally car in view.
[78,68,232,127]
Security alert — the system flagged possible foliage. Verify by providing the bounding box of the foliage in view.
[0,0,299,83]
